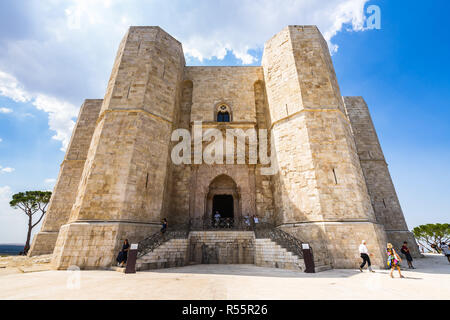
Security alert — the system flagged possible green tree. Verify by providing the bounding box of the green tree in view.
[9,191,52,255]
[412,223,450,253]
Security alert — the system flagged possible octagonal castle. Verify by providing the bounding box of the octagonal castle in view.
[29,26,419,270]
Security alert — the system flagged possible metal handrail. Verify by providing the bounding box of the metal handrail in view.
[136,218,310,261]
[254,222,308,259]
[189,217,253,231]
[137,223,189,258]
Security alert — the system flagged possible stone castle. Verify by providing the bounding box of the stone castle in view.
[29,25,419,270]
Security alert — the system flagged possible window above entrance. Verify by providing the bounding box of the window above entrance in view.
[216,104,231,122]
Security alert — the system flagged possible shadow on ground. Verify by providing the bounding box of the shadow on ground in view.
[142,254,448,279]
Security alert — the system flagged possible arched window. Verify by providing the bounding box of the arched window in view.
[216,104,231,122]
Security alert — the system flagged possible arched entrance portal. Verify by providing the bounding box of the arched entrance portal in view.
[205,175,240,220]
[212,195,234,219]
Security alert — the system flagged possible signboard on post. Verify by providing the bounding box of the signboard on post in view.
[302,243,315,273]
[125,244,138,274]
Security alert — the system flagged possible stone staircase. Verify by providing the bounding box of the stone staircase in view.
[136,231,311,272]
[136,239,189,271]
[255,239,305,271]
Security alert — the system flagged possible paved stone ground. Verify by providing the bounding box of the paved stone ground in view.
[0,254,448,300]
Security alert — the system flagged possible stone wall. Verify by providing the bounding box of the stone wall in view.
[32,25,416,270]
[189,231,255,264]
[136,231,313,272]
[52,222,159,270]
[343,96,420,257]
[262,26,388,268]
[186,67,263,123]
[29,99,102,257]
[52,27,185,269]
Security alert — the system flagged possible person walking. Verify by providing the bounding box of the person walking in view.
[440,242,450,263]
[387,243,404,278]
[359,240,375,273]
[401,241,415,269]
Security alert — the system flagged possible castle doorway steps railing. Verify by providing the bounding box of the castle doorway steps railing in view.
[254,223,307,260]
[137,223,189,258]
[136,235,306,272]
[137,219,310,262]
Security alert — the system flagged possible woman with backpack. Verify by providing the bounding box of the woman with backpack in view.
[387,243,404,278]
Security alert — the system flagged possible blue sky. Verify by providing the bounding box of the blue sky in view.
[0,0,448,244]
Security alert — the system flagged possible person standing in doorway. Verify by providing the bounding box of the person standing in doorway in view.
[252,215,260,230]
[214,211,221,228]
[387,243,404,278]
[359,240,375,273]
[401,241,415,269]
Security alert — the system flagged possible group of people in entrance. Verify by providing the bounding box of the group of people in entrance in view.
[213,211,259,229]
[359,240,416,278]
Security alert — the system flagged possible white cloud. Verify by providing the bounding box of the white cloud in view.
[0,71,31,103]
[0,166,15,173]
[0,0,374,152]
[0,71,77,151]
[0,138,2,142]
[0,1,374,86]
[0,107,13,114]
[33,94,77,151]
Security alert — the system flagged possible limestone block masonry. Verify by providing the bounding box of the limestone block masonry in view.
[29,25,419,270]
[136,231,307,272]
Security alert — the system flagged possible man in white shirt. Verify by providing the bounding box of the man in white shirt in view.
[359,240,375,272]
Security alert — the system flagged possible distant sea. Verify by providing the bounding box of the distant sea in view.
[0,244,24,256]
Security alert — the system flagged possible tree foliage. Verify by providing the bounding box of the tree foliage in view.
[412,223,450,252]
[9,191,52,254]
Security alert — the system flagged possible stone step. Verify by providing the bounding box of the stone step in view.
[136,231,312,273]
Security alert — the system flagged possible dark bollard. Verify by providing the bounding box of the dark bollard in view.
[302,243,315,273]
[125,244,138,274]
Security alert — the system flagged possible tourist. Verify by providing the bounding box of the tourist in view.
[359,240,375,273]
[419,244,425,253]
[161,218,168,235]
[440,242,450,263]
[387,243,404,278]
[225,217,232,229]
[431,243,439,253]
[253,215,260,230]
[401,241,415,269]
[244,215,251,230]
[214,211,221,228]
[116,239,130,267]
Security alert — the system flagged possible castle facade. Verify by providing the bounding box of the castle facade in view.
[29,26,419,269]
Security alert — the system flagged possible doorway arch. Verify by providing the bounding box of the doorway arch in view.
[205,175,240,220]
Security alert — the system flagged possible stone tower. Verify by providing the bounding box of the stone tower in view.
[32,27,185,269]
[343,97,419,256]
[262,26,389,267]
[29,25,419,270]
